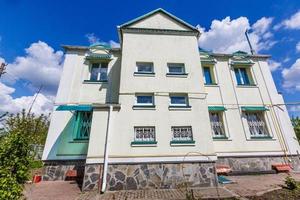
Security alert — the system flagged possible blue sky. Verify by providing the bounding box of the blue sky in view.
[0,0,300,115]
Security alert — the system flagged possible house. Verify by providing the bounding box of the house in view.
[42,8,300,191]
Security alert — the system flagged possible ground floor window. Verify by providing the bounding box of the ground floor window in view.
[209,112,226,138]
[171,126,193,141]
[134,127,156,142]
[245,112,269,137]
[74,111,92,140]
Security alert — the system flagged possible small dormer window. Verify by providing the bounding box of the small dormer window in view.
[90,63,108,82]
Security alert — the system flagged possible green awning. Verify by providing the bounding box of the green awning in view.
[85,53,112,60]
[208,106,227,111]
[56,105,93,111]
[241,106,269,111]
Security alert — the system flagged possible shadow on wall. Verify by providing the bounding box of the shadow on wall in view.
[46,114,89,160]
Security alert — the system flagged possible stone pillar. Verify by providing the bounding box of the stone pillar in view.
[82,164,103,191]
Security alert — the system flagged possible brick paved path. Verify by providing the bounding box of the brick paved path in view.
[78,187,235,200]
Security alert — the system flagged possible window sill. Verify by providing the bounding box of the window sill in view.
[249,136,274,140]
[83,80,108,84]
[131,141,157,147]
[237,84,257,88]
[213,136,231,141]
[170,140,195,146]
[166,73,188,78]
[70,139,89,143]
[168,106,191,111]
[205,83,218,87]
[134,72,155,77]
[132,105,156,110]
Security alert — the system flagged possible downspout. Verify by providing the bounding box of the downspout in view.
[100,104,113,193]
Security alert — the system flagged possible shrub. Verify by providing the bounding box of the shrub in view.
[0,130,33,199]
[285,175,299,190]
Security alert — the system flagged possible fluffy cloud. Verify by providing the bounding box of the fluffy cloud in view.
[268,60,281,71]
[296,42,300,52]
[0,82,53,114]
[2,41,63,95]
[85,33,100,44]
[282,59,300,91]
[289,105,300,112]
[275,11,300,30]
[85,33,120,48]
[198,16,275,53]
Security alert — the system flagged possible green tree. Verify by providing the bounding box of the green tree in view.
[291,116,300,142]
[4,109,50,145]
[0,130,32,199]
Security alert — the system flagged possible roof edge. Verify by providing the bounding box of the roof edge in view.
[119,8,198,32]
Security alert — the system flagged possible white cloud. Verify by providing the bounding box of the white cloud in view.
[85,33,100,44]
[275,11,300,30]
[0,82,53,114]
[268,60,281,71]
[198,16,275,53]
[296,42,300,52]
[109,40,120,48]
[85,33,120,48]
[289,105,300,112]
[282,59,300,91]
[2,41,63,95]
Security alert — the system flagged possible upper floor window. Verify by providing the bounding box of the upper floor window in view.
[245,112,269,137]
[203,66,216,85]
[90,63,108,82]
[167,63,186,75]
[209,112,226,138]
[136,62,154,74]
[234,67,253,85]
[169,94,189,107]
[74,111,92,140]
[171,126,194,142]
[135,94,154,106]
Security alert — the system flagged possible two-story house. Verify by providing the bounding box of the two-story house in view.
[42,8,300,191]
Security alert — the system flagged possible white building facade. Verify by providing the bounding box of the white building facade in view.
[42,9,300,191]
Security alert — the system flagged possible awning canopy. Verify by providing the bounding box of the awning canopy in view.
[208,106,227,111]
[56,105,93,111]
[241,106,269,111]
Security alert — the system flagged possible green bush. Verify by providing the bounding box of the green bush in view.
[0,130,33,199]
[285,175,299,190]
[29,160,44,169]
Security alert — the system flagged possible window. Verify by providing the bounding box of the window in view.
[209,112,226,138]
[74,111,92,140]
[171,126,193,141]
[90,63,108,81]
[234,67,252,85]
[134,127,156,142]
[170,94,188,107]
[135,94,154,106]
[136,62,154,74]
[167,63,186,75]
[203,66,215,85]
[245,112,269,137]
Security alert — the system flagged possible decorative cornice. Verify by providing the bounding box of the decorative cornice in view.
[121,27,198,36]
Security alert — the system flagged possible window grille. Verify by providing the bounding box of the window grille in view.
[209,112,225,137]
[134,127,156,142]
[245,112,269,137]
[171,126,193,141]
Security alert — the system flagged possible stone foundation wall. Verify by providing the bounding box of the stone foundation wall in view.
[42,160,85,181]
[82,162,216,191]
[217,155,300,172]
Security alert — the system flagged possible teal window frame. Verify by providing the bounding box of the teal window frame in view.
[73,111,93,140]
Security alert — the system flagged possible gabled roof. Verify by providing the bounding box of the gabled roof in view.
[119,8,198,32]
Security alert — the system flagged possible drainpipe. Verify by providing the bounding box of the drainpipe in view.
[101,104,113,193]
